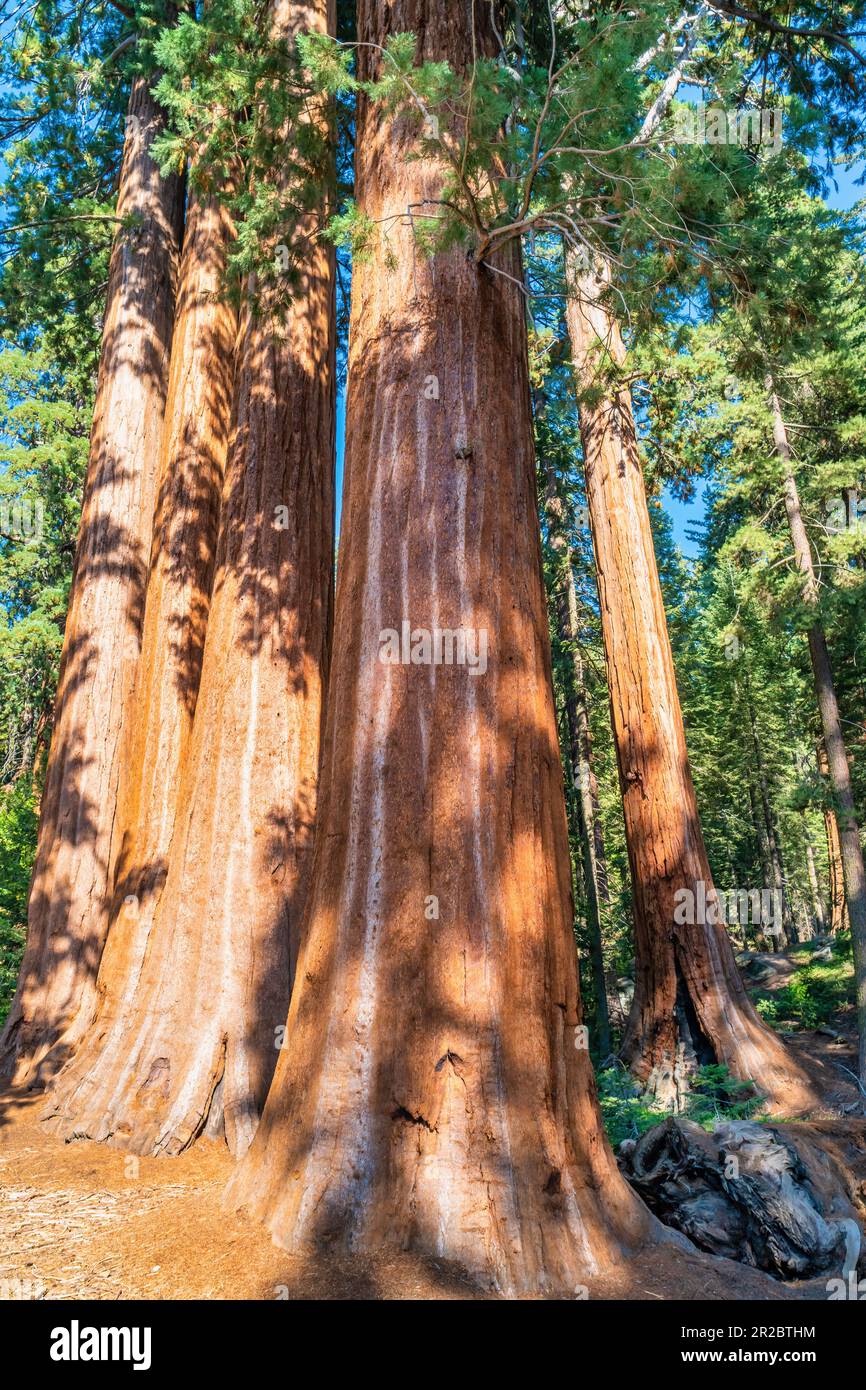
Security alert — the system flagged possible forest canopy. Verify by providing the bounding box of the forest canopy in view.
[0,0,865,1307]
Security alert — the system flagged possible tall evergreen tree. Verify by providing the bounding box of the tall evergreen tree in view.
[228,0,652,1291]
[44,0,337,1155]
[0,40,184,1083]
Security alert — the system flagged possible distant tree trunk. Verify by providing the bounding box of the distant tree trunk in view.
[723,851,748,950]
[29,704,50,796]
[789,747,824,937]
[746,694,796,947]
[0,78,184,1087]
[227,1,652,1294]
[542,462,612,1056]
[748,781,774,890]
[819,741,849,935]
[563,255,815,1113]
[42,181,238,1131]
[43,0,336,1158]
[802,822,824,937]
[572,652,615,1053]
[769,378,866,1080]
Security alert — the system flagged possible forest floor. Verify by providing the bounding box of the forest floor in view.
[739,947,865,1114]
[0,1092,808,1300]
[1,950,864,1301]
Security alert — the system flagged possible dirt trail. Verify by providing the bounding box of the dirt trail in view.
[0,1088,848,1301]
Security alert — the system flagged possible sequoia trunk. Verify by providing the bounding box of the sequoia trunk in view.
[42,183,237,1133]
[227,0,652,1294]
[43,0,336,1157]
[0,78,183,1085]
[565,256,815,1112]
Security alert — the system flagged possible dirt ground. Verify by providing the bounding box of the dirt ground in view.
[1,1083,861,1302]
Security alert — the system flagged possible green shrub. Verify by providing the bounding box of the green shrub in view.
[597,1061,763,1148]
[685,1063,762,1126]
[752,941,854,1034]
[596,1066,668,1148]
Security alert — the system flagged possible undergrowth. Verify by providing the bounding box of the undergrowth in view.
[597,1063,763,1149]
[753,937,854,1032]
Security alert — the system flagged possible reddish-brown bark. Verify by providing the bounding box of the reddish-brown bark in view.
[0,78,184,1086]
[565,259,816,1113]
[42,183,238,1134]
[226,1,652,1294]
[43,0,336,1156]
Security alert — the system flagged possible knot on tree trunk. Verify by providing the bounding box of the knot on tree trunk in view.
[618,1117,862,1281]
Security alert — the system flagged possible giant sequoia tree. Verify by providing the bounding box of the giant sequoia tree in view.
[637,181,866,1084]
[2,0,865,1308]
[567,270,815,1112]
[528,4,817,1107]
[43,174,238,1136]
[43,0,336,1156]
[227,0,652,1292]
[0,75,184,1086]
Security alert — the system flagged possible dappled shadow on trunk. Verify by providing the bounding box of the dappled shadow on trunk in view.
[0,76,184,1089]
[35,0,338,1150]
[225,22,655,1288]
[41,188,336,1156]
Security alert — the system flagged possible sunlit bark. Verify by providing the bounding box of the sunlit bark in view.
[227,0,651,1293]
[563,257,815,1112]
[0,78,184,1086]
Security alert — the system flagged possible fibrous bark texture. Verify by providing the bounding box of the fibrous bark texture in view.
[0,78,184,1086]
[227,0,652,1296]
[565,259,815,1114]
[43,183,238,1136]
[42,0,335,1158]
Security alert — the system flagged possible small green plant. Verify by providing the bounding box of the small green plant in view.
[755,995,779,1023]
[0,778,37,1026]
[686,1063,762,1127]
[596,1066,668,1148]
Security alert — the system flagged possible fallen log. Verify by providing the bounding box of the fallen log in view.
[619,1117,862,1281]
